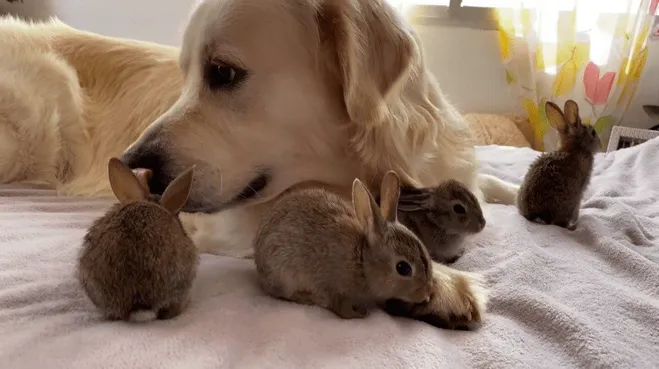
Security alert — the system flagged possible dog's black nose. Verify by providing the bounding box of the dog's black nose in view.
[120,143,171,196]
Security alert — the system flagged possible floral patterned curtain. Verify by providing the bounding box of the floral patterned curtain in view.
[495,0,656,150]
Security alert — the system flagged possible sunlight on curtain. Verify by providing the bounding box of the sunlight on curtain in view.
[495,0,656,150]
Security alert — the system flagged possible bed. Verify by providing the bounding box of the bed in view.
[1,139,658,369]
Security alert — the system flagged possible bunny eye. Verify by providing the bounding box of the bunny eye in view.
[453,204,466,214]
[396,261,412,277]
[591,129,597,137]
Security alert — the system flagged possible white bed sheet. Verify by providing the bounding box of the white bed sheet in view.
[1,141,658,369]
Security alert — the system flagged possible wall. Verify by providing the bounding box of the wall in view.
[628,45,659,128]
[0,0,196,45]
[1,0,657,129]
[414,24,520,115]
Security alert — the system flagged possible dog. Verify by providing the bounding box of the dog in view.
[121,0,518,253]
[0,0,518,327]
[0,15,182,196]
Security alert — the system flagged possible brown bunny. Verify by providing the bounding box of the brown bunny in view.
[394,180,486,264]
[77,158,198,321]
[517,100,601,230]
[253,171,434,319]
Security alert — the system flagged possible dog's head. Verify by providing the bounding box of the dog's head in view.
[121,0,423,213]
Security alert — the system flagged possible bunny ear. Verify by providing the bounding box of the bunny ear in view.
[160,166,195,214]
[398,189,433,212]
[399,185,431,197]
[352,178,384,234]
[108,158,149,204]
[563,100,580,126]
[397,203,426,212]
[545,101,568,132]
[379,171,401,222]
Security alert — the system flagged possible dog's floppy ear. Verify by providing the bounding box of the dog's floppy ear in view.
[316,0,415,123]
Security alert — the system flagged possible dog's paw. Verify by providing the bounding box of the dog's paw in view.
[437,269,487,328]
[438,272,486,329]
[385,265,487,330]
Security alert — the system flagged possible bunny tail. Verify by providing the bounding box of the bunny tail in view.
[129,310,157,322]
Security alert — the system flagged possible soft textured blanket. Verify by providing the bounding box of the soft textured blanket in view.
[1,140,658,369]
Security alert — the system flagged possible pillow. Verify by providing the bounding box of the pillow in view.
[465,113,533,148]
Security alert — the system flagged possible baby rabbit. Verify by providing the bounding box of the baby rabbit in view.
[253,171,433,319]
[77,158,198,321]
[517,100,601,230]
[395,180,486,264]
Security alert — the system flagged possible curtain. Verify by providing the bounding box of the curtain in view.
[495,0,656,150]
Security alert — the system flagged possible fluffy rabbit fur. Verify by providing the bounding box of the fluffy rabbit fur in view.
[77,158,198,321]
[253,171,434,319]
[517,100,601,230]
[396,180,486,264]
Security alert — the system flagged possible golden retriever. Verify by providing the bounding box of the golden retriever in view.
[0,0,519,326]
[0,16,183,196]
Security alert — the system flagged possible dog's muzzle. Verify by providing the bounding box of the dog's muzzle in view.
[121,140,272,213]
[120,142,172,196]
[228,172,270,204]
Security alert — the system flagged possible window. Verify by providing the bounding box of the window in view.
[394,0,651,70]
[392,0,651,30]
[461,0,646,15]
[392,0,647,13]
[390,0,497,30]
[458,0,651,73]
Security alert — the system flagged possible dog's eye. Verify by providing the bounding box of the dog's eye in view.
[453,204,466,214]
[205,62,247,90]
[591,129,597,137]
[396,261,412,277]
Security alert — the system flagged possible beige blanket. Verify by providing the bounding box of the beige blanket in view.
[1,141,658,368]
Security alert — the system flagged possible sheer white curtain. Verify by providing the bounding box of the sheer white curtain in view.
[493,0,654,149]
[386,0,656,150]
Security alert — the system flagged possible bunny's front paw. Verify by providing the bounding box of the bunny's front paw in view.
[330,297,369,319]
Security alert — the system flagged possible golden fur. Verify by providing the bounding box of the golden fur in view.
[0,16,182,195]
[0,0,519,324]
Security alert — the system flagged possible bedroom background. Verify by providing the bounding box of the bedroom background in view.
[2,0,658,150]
